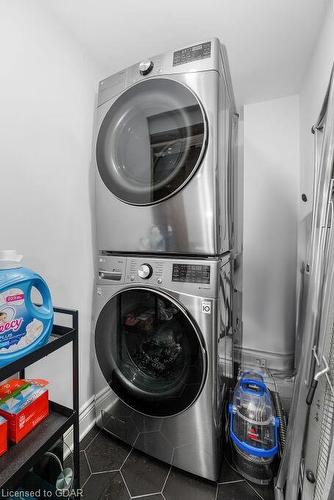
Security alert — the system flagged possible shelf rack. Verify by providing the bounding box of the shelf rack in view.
[0,307,80,493]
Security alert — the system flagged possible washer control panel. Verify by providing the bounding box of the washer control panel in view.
[96,255,224,298]
[172,264,210,284]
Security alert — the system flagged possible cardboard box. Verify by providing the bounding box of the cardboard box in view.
[0,416,7,456]
[0,379,27,399]
[0,381,49,444]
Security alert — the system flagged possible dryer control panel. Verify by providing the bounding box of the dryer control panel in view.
[97,38,221,106]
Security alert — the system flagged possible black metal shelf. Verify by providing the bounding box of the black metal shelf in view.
[0,307,80,492]
[0,325,76,382]
[0,402,75,489]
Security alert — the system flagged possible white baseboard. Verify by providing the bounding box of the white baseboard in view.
[95,385,112,410]
[63,386,114,457]
[63,396,96,455]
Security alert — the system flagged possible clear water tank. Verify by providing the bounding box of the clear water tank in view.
[229,371,279,484]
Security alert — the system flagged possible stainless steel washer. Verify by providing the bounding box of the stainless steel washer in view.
[94,254,233,480]
[93,38,238,256]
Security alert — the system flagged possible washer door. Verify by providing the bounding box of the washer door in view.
[95,288,206,417]
[96,78,207,205]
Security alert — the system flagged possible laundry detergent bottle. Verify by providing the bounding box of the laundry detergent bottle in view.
[0,250,53,367]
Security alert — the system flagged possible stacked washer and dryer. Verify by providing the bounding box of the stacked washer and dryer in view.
[93,38,242,481]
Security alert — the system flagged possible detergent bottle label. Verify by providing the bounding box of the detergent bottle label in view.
[0,288,44,352]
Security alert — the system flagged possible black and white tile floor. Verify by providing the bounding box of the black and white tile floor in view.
[79,426,275,500]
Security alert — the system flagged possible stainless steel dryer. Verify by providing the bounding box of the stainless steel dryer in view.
[94,253,233,480]
[94,38,238,256]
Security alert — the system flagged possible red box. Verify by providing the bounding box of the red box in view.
[0,416,7,456]
[0,379,27,399]
[0,390,49,444]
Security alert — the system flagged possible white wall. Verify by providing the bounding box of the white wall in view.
[0,2,101,411]
[46,0,327,107]
[242,95,300,372]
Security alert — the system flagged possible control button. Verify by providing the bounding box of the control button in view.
[139,60,154,75]
[138,264,153,279]
[157,278,162,284]
[130,275,135,281]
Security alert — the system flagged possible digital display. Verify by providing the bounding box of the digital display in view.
[173,42,211,66]
[172,264,210,284]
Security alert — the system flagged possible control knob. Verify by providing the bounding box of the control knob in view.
[138,264,153,279]
[139,60,154,76]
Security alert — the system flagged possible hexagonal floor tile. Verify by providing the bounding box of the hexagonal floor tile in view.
[83,471,130,499]
[85,431,131,473]
[80,425,100,451]
[79,451,91,486]
[121,448,170,497]
[163,467,217,500]
[135,496,164,500]
[218,457,243,484]
[216,480,260,499]
[64,450,91,487]
[247,481,275,500]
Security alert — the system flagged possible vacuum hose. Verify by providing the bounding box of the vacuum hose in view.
[271,390,287,456]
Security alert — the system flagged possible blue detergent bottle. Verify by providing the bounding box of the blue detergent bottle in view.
[0,250,53,367]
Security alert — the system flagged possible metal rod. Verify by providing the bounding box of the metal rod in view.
[72,310,80,490]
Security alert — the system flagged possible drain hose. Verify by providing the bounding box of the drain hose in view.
[271,390,287,456]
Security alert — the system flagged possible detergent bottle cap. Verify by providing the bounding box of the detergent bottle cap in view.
[0,250,23,269]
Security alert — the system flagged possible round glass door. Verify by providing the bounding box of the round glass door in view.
[96,78,207,205]
[95,288,206,417]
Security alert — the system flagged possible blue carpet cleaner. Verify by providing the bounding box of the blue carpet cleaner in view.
[229,371,279,485]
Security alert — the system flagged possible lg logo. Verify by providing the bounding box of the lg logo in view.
[202,301,212,314]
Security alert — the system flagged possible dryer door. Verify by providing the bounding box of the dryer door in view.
[96,78,207,205]
[95,288,207,417]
